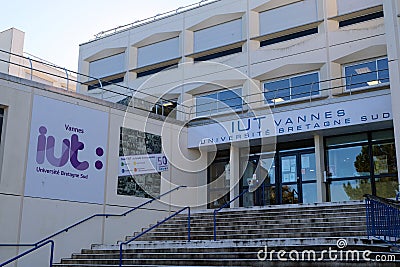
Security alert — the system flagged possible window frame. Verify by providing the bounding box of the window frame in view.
[325,130,398,201]
[263,71,320,105]
[343,57,389,92]
[195,88,243,117]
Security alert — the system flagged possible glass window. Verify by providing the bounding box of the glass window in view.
[208,160,230,209]
[264,79,290,103]
[302,183,318,204]
[375,177,399,199]
[344,58,389,91]
[371,129,394,142]
[327,146,370,178]
[330,179,372,202]
[301,153,316,181]
[260,157,275,184]
[263,72,319,104]
[326,133,368,147]
[152,99,178,118]
[196,89,242,116]
[373,143,397,175]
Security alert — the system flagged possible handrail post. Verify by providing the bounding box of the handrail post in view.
[213,209,217,241]
[348,74,353,95]
[0,240,54,267]
[187,207,191,242]
[64,67,69,91]
[119,206,190,267]
[49,240,55,267]
[98,79,103,100]
[213,189,248,241]
[119,243,123,267]
[0,185,185,267]
[27,57,33,80]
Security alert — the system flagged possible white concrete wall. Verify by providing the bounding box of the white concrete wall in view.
[0,27,76,91]
[0,74,200,267]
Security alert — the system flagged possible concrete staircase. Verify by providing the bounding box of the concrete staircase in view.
[53,201,400,266]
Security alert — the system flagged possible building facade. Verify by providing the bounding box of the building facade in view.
[0,28,76,91]
[1,0,400,266]
[78,0,400,208]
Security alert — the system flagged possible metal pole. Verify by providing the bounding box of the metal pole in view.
[213,210,217,241]
[27,57,33,80]
[98,79,103,100]
[64,68,69,91]
[119,243,123,267]
[187,207,191,242]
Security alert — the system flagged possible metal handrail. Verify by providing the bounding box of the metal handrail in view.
[364,194,400,247]
[119,206,191,267]
[0,185,185,266]
[0,240,54,267]
[93,0,219,40]
[213,189,248,241]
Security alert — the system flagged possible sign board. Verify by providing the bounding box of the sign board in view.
[188,94,392,148]
[25,95,109,204]
[119,153,168,176]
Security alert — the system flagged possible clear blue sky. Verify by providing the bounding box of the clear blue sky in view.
[0,0,199,72]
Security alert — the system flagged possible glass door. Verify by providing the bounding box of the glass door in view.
[279,150,317,204]
[240,153,277,207]
[280,155,299,204]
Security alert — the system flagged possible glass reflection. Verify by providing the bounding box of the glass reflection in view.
[282,184,298,204]
[328,146,370,178]
[330,179,372,202]
[302,183,317,204]
[375,177,399,199]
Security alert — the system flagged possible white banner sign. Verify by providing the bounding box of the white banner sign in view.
[188,94,392,148]
[119,153,169,176]
[25,95,109,204]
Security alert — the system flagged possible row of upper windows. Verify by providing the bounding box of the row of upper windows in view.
[87,9,384,83]
[195,57,389,117]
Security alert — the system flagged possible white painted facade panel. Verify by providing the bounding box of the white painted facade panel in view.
[137,37,180,67]
[259,0,319,35]
[89,52,125,78]
[194,19,242,52]
[337,0,382,15]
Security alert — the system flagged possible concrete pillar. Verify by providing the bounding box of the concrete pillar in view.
[314,135,327,202]
[230,144,240,208]
[383,0,400,192]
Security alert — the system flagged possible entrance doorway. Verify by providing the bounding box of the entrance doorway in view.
[279,150,317,204]
[240,149,318,206]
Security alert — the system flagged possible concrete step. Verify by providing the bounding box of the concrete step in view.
[145,222,367,233]
[130,231,368,241]
[134,226,367,238]
[55,243,400,267]
[171,211,366,223]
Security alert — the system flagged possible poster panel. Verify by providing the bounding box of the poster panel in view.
[25,95,109,204]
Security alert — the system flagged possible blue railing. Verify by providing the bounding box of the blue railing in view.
[0,240,54,267]
[364,194,400,247]
[213,189,248,241]
[0,185,185,267]
[119,206,191,267]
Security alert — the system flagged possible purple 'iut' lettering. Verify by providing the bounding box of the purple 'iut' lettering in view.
[69,134,89,171]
